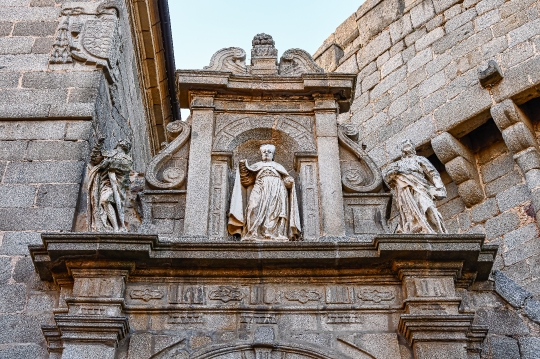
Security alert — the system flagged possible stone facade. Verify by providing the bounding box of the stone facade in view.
[315,0,540,356]
[0,0,539,358]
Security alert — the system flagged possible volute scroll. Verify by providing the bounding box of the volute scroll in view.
[145,120,191,189]
[338,124,383,193]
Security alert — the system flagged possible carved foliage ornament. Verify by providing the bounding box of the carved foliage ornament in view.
[145,120,191,189]
[203,33,323,76]
[209,286,244,302]
[50,1,120,69]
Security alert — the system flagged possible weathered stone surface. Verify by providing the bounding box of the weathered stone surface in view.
[519,337,540,359]
[524,299,540,324]
[475,307,530,335]
[493,270,532,308]
[489,335,520,359]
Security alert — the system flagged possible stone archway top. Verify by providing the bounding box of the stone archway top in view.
[176,33,357,113]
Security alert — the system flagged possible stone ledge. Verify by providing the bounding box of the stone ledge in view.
[30,233,496,281]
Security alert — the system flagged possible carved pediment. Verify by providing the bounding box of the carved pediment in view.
[203,47,247,74]
[203,34,324,76]
[279,48,324,76]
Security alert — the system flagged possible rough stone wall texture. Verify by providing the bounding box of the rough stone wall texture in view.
[0,0,158,357]
[315,0,540,357]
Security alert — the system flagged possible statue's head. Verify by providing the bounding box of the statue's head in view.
[116,139,131,153]
[260,144,275,162]
[400,139,416,157]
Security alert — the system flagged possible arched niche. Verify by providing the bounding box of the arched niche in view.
[213,115,316,155]
[208,115,320,240]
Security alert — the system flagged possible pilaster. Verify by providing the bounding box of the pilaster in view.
[313,93,346,237]
[44,266,131,359]
[295,152,321,240]
[394,261,486,359]
[184,91,217,236]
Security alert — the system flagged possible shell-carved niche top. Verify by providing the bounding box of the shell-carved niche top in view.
[203,33,324,76]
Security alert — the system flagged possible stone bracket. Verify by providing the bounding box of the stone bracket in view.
[432,132,484,207]
[491,99,540,217]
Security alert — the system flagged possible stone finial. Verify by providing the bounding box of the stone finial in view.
[251,33,278,58]
[250,33,278,75]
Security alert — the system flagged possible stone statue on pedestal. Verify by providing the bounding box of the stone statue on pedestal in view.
[228,144,301,241]
[383,139,447,234]
[88,138,133,232]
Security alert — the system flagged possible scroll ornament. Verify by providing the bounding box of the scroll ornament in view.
[338,124,383,193]
[145,120,191,189]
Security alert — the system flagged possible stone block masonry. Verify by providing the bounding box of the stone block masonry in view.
[316,0,540,270]
[315,0,540,356]
[0,0,176,356]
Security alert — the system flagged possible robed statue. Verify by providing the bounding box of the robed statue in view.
[228,144,301,241]
[87,138,133,232]
[383,139,447,234]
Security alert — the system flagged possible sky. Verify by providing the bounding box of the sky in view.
[168,0,364,71]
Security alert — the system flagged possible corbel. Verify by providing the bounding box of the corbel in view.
[432,132,484,207]
[491,99,540,217]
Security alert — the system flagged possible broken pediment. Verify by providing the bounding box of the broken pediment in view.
[202,33,323,76]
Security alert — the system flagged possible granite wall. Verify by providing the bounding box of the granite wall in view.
[0,0,169,357]
[315,0,540,356]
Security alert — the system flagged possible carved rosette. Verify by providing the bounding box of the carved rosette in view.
[145,120,191,189]
[337,124,383,193]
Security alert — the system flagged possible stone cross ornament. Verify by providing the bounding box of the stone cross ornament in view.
[383,139,447,234]
[87,138,133,232]
[228,144,301,241]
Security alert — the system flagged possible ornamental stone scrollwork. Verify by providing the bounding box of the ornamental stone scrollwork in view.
[357,289,396,303]
[87,137,133,232]
[204,33,323,77]
[203,47,247,74]
[208,286,244,302]
[145,120,191,189]
[383,139,447,234]
[338,123,383,193]
[50,1,120,68]
[279,48,324,76]
[130,288,164,302]
[228,144,301,241]
[284,289,322,304]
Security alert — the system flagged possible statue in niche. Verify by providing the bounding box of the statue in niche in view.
[228,144,301,241]
[383,139,447,234]
[87,137,133,232]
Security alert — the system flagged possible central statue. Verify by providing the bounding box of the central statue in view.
[228,144,301,241]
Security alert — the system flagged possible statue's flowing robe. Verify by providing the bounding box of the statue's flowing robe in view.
[228,161,301,241]
[87,150,132,231]
[383,155,447,234]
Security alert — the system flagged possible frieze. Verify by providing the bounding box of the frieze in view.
[240,313,277,325]
[168,313,204,324]
[284,289,322,304]
[325,286,353,304]
[130,288,164,302]
[326,313,364,324]
[209,286,244,302]
[169,284,204,304]
[357,288,396,304]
